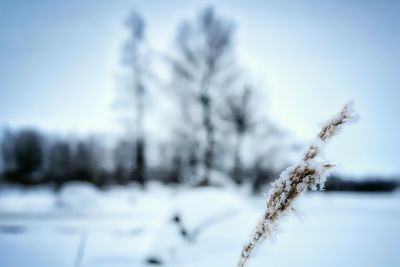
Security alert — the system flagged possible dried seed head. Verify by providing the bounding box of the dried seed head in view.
[237,102,358,267]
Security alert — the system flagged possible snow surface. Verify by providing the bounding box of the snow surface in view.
[0,182,399,267]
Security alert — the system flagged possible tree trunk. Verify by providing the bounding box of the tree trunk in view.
[232,133,243,184]
[133,64,146,187]
[198,75,214,186]
[134,138,146,187]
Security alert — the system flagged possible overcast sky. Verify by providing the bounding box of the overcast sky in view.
[0,0,399,176]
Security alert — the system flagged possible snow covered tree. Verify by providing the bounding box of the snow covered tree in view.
[171,7,236,185]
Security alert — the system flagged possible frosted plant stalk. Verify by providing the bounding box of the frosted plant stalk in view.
[237,102,358,267]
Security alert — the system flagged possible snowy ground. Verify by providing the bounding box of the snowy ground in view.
[0,182,399,267]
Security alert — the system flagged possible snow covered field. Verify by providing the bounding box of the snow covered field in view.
[0,182,399,267]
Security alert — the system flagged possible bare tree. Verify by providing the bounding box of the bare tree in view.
[120,10,148,186]
[1,129,16,175]
[221,85,257,184]
[171,7,236,185]
[1,129,44,184]
[46,140,72,187]
[113,139,134,185]
[69,137,104,186]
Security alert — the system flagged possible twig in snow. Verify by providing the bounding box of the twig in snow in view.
[74,232,88,267]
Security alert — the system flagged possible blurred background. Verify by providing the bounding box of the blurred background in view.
[0,1,399,267]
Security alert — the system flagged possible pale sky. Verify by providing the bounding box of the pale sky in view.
[0,0,399,176]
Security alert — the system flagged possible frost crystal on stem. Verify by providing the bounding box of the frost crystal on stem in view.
[237,102,358,267]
